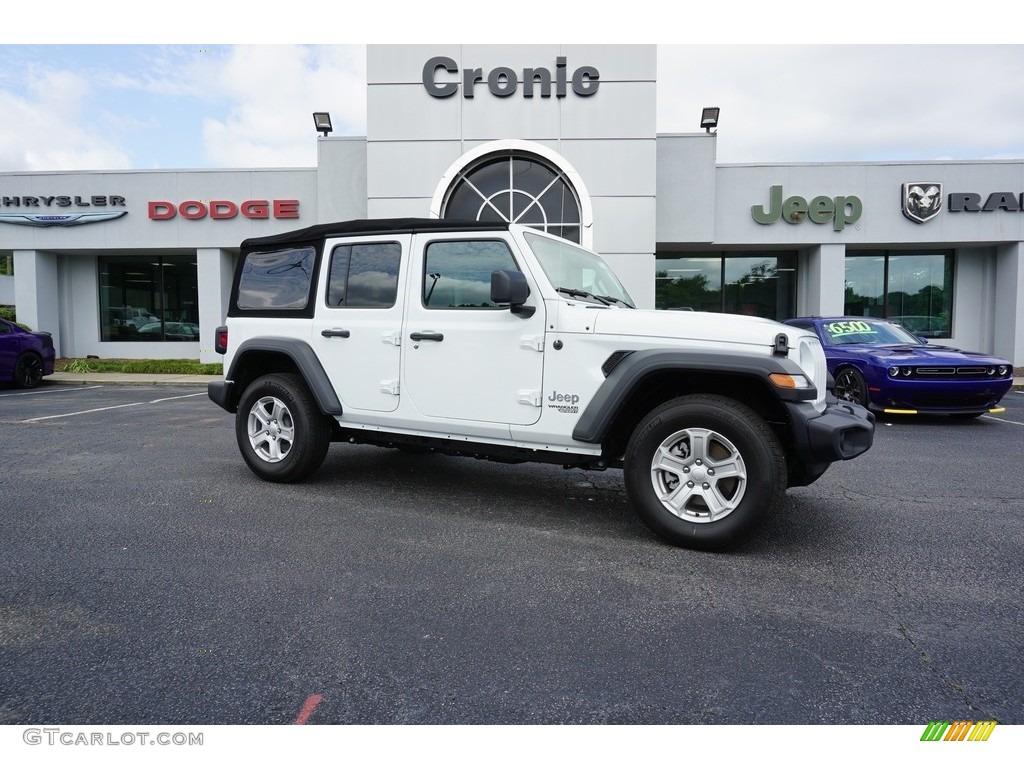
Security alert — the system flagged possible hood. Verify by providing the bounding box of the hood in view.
[590,307,803,348]
[843,343,1008,365]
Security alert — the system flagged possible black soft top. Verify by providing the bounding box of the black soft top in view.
[240,218,510,251]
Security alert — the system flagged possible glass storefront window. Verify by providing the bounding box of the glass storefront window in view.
[845,251,953,337]
[655,255,722,312]
[655,252,797,320]
[99,255,199,341]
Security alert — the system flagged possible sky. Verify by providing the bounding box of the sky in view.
[3,4,1023,173]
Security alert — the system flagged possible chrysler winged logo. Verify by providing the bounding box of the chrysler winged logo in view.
[902,182,942,224]
[0,210,127,227]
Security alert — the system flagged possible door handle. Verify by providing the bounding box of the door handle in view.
[321,328,351,338]
[409,331,444,342]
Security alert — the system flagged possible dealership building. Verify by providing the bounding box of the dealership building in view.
[2,44,1023,365]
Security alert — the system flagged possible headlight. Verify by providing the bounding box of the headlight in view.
[901,367,913,377]
[997,365,1009,377]
[888,366,899,377]
[986,367,995,376]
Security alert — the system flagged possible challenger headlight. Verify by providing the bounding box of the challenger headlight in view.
[997,365,1009,377]
[888,366,899,377]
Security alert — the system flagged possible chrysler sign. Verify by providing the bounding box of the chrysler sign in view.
[0,193,127,227]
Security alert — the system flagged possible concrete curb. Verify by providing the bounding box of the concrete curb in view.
[47,373,219,386]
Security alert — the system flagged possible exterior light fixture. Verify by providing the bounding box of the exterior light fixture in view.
[313,112,333,137]
[700,107,720,133]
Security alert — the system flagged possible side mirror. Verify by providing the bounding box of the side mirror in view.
[490,270,535,317]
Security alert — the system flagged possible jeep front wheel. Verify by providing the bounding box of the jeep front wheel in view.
[623,394,786,550]
[235,373,331,483]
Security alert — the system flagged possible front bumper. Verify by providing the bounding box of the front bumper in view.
[785,398,875,486]
[867,375,1012,415]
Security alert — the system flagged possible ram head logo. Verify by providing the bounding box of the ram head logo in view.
[902,182,942,224]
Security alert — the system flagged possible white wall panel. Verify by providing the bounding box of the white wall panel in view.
[656,134,718,244]
[559,82,655,140]
[558,139,656,197]
[367,197,434,219]
[367,141,465,199]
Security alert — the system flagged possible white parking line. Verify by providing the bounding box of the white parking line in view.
[0,385,102,398]
[983,414,1024,427]
[21,390,206,422]
[24,401,146,422]
[149,392,206,403]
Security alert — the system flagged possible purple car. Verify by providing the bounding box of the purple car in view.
[0,317,55,388]
[784,317,1013,418]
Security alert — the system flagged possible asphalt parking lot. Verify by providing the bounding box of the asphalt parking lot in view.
[1,383,1022,725]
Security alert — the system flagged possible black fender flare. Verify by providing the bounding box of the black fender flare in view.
[224,337,342,415]
[572,349,816,444]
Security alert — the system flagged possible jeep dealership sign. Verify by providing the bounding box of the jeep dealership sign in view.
[751,185,863,232]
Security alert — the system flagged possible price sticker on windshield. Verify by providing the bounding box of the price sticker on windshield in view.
[825,320,874,336]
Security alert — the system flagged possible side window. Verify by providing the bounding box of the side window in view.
[236,247,315,310]
[423,240,518,309]
[327,242,402,308]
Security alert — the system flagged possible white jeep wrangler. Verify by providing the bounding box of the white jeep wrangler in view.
[209,218,874,549]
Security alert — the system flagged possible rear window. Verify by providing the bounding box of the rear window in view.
[236,247,315,310]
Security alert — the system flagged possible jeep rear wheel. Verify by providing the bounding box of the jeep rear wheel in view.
[624,394,786,550]
[235,373,331,483]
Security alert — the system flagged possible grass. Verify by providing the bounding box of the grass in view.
[55,358,223,376]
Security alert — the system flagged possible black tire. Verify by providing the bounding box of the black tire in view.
[235,373,331,483]
[834,367,868,407]
[623,394,786,550]
[13,353,44,389]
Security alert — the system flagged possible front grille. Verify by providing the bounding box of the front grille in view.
[796,336,827,409]
[894,366,1001,380]
[905,393,995,409]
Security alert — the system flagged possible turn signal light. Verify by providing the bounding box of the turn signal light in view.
[769,373,810,389]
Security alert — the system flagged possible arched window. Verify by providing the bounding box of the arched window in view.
[441,153,582,243]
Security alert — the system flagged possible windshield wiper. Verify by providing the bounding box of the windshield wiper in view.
[597,294,634,308]
[556,286,614,306]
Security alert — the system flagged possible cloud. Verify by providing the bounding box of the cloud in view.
[0,44,366,172]
[198,45,366,168]
[657,45,1024,163]
[0,67,132,171]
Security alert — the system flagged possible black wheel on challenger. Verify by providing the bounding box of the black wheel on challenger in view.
[834,367,868,407]
[235,373,331,483]
[13,352,44,388]
[623,394,787,550]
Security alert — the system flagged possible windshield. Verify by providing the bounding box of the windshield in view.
[523,232,634,307]
[821,319,924,346]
